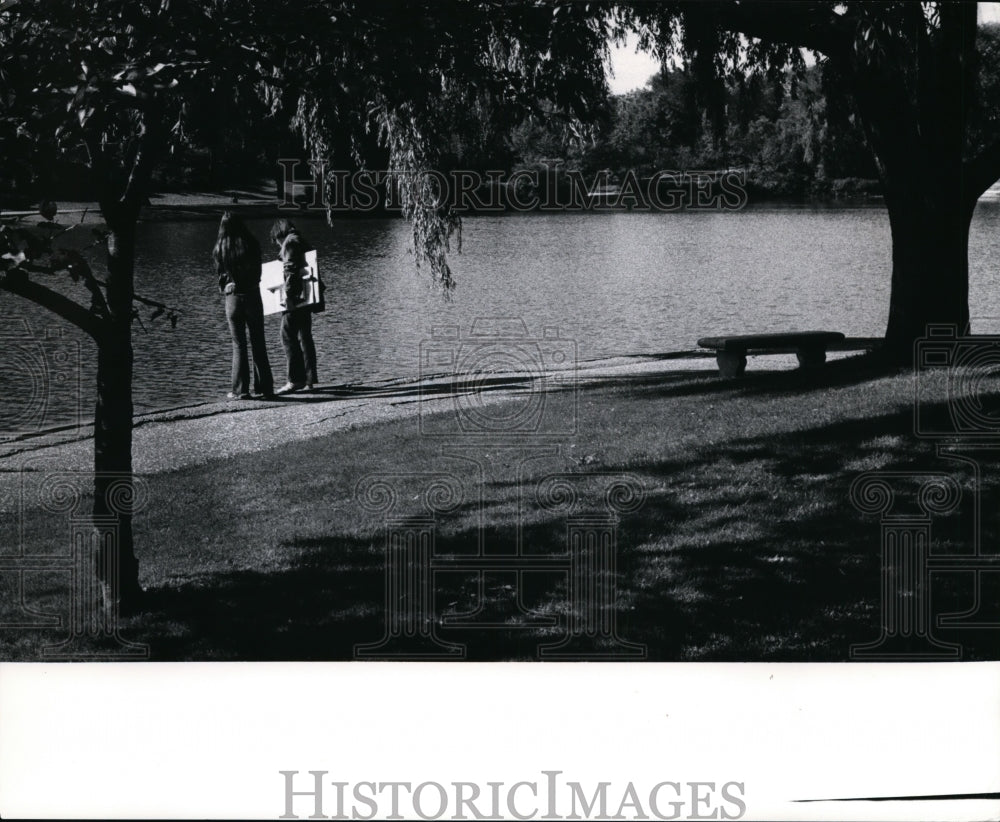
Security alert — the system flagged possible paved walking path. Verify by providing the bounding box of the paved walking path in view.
[0,355,695,473]
[0,349,870,491]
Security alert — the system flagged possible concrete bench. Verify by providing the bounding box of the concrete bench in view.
[697,331,846,377]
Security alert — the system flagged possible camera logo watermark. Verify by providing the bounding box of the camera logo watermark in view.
[418,319,577,439]
[353,473,467,660]
[914,324,1000,438]
[276,161,749,213]
[850,323,1000,660]
[849,472,963,660]
[1,465,149,659]
[278,771,747,820]
[0,318,82,441]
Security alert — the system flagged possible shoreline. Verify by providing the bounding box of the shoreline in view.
[1,190,903,227]
[8,181,999,228]
[0,347,876,487]
[0,353,714,464]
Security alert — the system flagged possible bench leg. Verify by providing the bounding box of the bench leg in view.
[796,346,826,369]
[717,351,747,378]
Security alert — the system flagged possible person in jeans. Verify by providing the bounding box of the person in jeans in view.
[213,212,274,399]
[270,218,318,393]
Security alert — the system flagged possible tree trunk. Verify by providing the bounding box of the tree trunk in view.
[845,78,976,365]
[94,211,141,607]
[881,183,976,364]
[832,5,980,366]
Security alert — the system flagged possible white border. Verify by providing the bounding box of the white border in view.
[1,662,998,820]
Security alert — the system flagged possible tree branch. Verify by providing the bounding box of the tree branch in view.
[82,129,118,218]
[709,1,854,58]
[76,264,113,321]
[0,273,103,339]
[121,113,162,212]
[91,276,183,316]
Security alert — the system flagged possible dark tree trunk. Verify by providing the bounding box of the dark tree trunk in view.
[94,210,141,606]
[86,111,160,611]
[811,1,984,365]
[881,181,977,364]
[843,40,979,364]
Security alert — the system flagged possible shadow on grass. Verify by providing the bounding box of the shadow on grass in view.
[118,398,998,661]
[612,400,1000,661]
[123,537,388,660]
[6,357,999,662]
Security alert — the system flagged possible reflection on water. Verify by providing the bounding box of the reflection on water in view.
[3,202,1000,434]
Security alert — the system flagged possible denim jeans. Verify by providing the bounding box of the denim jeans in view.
[281,308,318,386]
[225,292,273,395]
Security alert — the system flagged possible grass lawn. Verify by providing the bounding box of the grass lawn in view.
[4,355,1000,661]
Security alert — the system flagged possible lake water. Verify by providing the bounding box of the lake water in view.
[4,202,1000,434]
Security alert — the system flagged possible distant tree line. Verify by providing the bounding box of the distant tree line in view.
[456,22,1000,203]
[585,63,881,199]
[6,23,999,208]
[209,16,1000,205]
[0,63,884,206]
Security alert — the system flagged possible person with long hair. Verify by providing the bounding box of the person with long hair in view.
[213,212,274,399]
[270,218,318,393]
